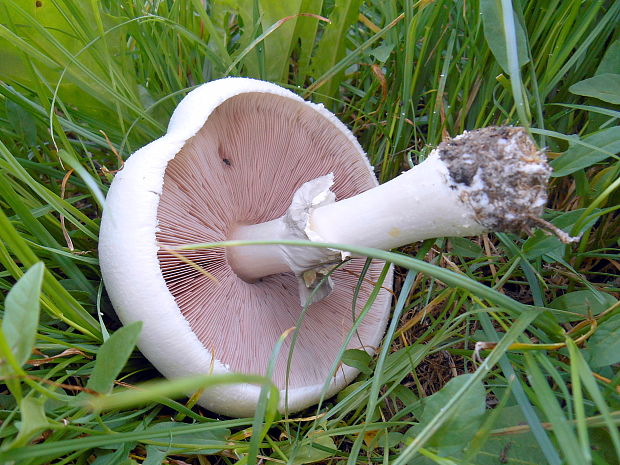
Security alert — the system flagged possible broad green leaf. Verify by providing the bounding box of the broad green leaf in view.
[585,314,620,368]
[480,0,529,74]
[310,0,364,102]
[212,0,311,81]
[370,42,394,63]
[12,397,49,448]
[292,0,324,81]
[341,349,373,374]
[549,290,617,323]
[590,427,620,464]
[474,406,546,465]
[450,237,483,258]
[258,0,304,81]
[282,434,337,464]
[3,262,44,366]
[0,4,61,80]
[569,73,620,105]
[550,126,620,177]
[595,40,620,75]
[391,384,418,404]
[85,322,142,394]
[411,374,486,456]
[0,1,132,116]
[143,446,168,465]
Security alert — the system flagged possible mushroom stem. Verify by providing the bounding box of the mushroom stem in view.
[228,127,551,297]
[308,151,485,249]
[228,219,291,282]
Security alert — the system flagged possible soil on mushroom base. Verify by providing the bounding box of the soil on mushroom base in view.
[438,126,550,233]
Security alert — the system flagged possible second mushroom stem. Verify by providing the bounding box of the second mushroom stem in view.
[227,127,551,301]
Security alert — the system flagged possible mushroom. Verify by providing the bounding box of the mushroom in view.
[99,78,393,417]
[99,77,550,417]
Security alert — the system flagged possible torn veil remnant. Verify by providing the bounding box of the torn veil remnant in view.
[99,77,554,418]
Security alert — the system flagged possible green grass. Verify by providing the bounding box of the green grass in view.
[0,0,619,463]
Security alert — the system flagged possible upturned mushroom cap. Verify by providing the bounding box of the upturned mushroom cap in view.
[99,78,393,417]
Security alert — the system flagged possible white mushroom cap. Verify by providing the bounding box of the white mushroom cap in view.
[99,78,393,417]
